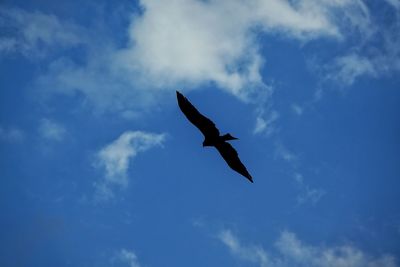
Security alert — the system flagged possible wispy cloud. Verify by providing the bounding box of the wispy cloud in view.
[39,118,66,141]
[218,229,397,267]
[2,0,370,114]
[93,131,166,202]
[0,7,84,56]
[276,230,397,267]
[219,229,270,266]
[325,1,400,86]
[116,249,142,267]
[0,126,24,142]
[384,0,400,10]
[291,104,304,116]
[328,53,376,85]
[274,142,297,163]
[294,173,325,206]
[254,110,279,136]
[328,40,400,86]
[274,145,325,205]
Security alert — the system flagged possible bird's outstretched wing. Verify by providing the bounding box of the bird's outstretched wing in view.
[176,91,220,137]
[215,142,253,183]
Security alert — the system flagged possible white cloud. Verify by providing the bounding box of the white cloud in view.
[0,7,83,56]
[17,0,370,114]
[116,249,142,267]
[274,142,297,163]
[328,53,376,85]
[114,0,367,99]
[36,56,161,115]
[294,173,325,206]
[254,117,267,134]
[219,229,270,266]
[94,131,165,201]
[329,35,400,85]
[271,140,325,206]
[0,126,24,142]
[296,186,325,205]
[111,249,142,267]
[254,110,279,135]
[271,139,324,206]
[326,2,400,86]
[39,118,66,141]
[1,1,377,115]
[274,142,325,206]
[218,229,397,267]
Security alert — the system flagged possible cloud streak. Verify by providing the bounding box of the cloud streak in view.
[218,229,397,267]
[254,110,279,136]
[116,249,142,267]
[0,7,83,56]
[94,131,165,202]
[294,173,325,206]
[274,142,297,163]
[219,229,270,266]
[325,1,400,86]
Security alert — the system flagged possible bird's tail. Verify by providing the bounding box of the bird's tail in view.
[222,133,238,141]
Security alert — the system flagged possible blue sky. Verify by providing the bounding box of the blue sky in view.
[1,0,400,266]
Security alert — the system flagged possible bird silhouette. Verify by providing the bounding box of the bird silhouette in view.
[176,91,253,183]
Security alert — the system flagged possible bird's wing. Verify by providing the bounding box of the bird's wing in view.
[215,142,253,183]
[176,91,220,137]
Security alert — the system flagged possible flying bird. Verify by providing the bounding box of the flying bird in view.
[176,91,253,183]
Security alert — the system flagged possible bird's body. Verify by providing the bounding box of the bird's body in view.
[176,91,253,183]
[202,133,237,147]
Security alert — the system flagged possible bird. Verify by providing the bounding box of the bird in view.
[176,90,253,183]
